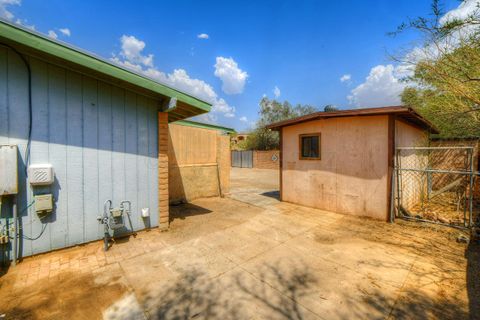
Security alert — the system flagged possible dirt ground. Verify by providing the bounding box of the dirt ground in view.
[0,168,478,319]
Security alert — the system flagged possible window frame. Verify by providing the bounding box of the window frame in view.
[298,133,321,160]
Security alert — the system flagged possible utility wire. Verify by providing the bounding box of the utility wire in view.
[0,43,32,175]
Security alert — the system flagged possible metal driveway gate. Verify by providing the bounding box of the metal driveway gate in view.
[392,146,477,228]
[231,150,253,168]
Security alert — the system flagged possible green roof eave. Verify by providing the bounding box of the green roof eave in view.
[0,19,211,115]
[172,120,235,133]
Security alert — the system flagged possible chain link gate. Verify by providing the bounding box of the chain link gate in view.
[392,146,477,228]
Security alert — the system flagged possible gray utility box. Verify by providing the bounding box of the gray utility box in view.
[34,194,53,214]
[0,145,18,195]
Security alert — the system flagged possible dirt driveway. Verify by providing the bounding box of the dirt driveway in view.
[0,168,477,319]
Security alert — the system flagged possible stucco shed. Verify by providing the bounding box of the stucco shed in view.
[0,19,212,260]
[267,106,438,221]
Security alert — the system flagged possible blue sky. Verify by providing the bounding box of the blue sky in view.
[1,0,464,130]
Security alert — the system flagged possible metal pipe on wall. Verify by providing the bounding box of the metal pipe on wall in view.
[12,195,17,266]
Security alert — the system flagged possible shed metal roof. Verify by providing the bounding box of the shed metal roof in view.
[0,19,211,122]
[266,106,439,134]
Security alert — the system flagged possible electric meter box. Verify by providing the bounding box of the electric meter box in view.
[28,164,55,186]
[0,145,18,195]
[34,194,53,213]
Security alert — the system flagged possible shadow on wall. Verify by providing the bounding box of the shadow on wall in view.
[1,52,161,259]
[1,148,61,263]
[2,48,159,158]
[168,134,187,205]
[168,130,226,205]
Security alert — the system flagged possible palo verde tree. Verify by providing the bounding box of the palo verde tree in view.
[393,0,480,137]
[245,97,318,150]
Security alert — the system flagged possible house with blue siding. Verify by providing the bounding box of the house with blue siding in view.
[0,19,211,263]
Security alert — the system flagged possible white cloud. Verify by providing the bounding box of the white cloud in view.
[214,56,248,95]
[59,28,71,37]
[47,30,58,39]
[436,0,480,52]
[119,35,154,68]
[15,18,34,30]
[211,98,235,118]
[403,0,480,65]
[238,116,256,129]
[347,1,480,108]
[193,113,218,124]
[273,86,281,98]
[197,33,209,39]
[1,0,68,35]
[340,74,351,83]
[0,0,20,21]
[348,65,406,108]
[111,36,235,120]
[151,68,217,102]
[440,0,480,25]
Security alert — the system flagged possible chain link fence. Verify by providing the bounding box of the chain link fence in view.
[393,147,477,228]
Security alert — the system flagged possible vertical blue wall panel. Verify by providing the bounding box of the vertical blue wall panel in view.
[10,52,35,256]
[82,76,100,243]
[65,70,84,247]
[97,81,113,239]
[0,51,159,258]
[136,95,148,231]
[124,92,139,232]
[0,48,8,263]
[111,87,126,209]
[48,64,68,250]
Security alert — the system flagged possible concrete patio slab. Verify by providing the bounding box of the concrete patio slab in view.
[0,168,475,320]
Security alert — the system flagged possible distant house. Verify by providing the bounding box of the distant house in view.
[267,106,438,220]
[231,132,250,146]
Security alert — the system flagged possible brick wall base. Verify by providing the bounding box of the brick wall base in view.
[253,150,280,170]
[158,112,169,230]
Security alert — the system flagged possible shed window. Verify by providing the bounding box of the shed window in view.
[299,133,321,160]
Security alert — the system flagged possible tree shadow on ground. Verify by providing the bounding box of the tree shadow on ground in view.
[359,287,469,320]
[146,269,230,319]
[142,261,317,320]
[101,247,476,320]
[335,217,475,319]
[233,264,317,320]
[137,258,474,320]
[353,258,470,320]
